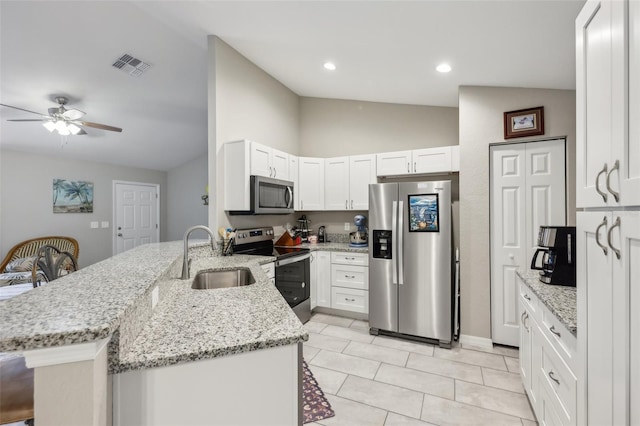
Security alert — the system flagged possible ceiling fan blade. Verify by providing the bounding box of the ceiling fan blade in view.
[0,103,51,119]
[62,108,85,120]
[7,118,49,122]
[75,128,87,135]
[78,120,122,132]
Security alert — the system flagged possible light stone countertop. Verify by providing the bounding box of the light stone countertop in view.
[517,269,577,337]
[290,241,368,253]
[0,241,307,373]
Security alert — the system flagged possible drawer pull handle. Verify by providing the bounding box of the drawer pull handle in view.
[549,325,561,338]
[345,275,356,279]
[345,257,356,260]
[606,159,620,202]
[607,216,621,260]
[523,294,531,301]
[345,298,356,302]
[595,163,608,203]
[548,371,560,385]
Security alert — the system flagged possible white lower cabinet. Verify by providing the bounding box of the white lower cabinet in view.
[315,251,331,308]
[519,279,577,425]
[261,262,275,285]
[309,252,317,309]
[330,252,368,314]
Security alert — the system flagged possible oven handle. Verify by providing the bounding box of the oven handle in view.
[276,253,311,267]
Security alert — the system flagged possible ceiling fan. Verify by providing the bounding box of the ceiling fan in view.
[0,96,122,136]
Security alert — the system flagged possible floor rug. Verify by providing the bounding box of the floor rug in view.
[303,360,335,424]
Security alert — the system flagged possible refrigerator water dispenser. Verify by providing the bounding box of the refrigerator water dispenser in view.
[372,230,392,259]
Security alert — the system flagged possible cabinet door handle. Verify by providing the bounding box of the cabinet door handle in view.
[606,159,620,202]
[523,313,530,331]
[274,167,277,178]
[523,294,531,301]
[549,325,561,338]
[414,162,417,173]
[407,162,410,173]
[351,200,354,209]
[607,216,621,260]
[548,371,560,385]
[595,216,608,256]
[595,163,608,203]
[520,311,527,325]
[346,200,348,209]
[301,200,304,210]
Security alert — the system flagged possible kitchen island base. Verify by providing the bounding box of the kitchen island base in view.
[113,343,302,426]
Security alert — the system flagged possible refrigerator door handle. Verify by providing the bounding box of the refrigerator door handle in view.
[398,200,404,285]
[392,201,398,284]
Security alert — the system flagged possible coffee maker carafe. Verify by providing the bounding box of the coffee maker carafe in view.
[530,226,576,286]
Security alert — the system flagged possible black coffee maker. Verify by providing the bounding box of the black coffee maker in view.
[530,226,576,286]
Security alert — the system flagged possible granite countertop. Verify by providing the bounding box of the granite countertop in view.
[0,242,307,373]
[291,241,368,253]
[112,255,307,373]
[517,269,577,337]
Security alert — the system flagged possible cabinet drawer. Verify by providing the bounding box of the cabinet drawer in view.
[331,287,368,313]
[331,252,368,266]
[331,264,368,290]
[519,281,538,317]
[540,304,577,371]
[539,332,577,425]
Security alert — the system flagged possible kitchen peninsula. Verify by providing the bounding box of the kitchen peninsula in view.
[0,242,307,425]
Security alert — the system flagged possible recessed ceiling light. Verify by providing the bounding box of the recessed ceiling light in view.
[323,62,336,71]
[436,63,452,73]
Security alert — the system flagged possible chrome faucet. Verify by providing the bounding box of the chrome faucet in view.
[182,225,216,280]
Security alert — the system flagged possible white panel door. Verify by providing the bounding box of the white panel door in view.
[525,139,567,262]
[491,145,527,347]
[114,182,159,255]
[324,157,349,210]
[250,142,272,178]
[349,154,376,210]
[491,139,566,346]
[576,0,614,208]
[577,212,614,426]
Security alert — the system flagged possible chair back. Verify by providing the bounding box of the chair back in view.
[31,245,78,287]
[0,236,79,272]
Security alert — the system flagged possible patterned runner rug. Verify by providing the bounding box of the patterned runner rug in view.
[303,360,335,424]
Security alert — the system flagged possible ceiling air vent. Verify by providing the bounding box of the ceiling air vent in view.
[112,53,151,77]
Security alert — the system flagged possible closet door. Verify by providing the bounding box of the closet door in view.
[490,139,566,347]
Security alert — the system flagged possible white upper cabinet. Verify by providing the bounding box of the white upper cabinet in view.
[577,0,640,207]
[298,157,324,211]
[324,157,350,210]
[349,154,376,210]
[250,141,289,180]
[413,147,453,174]
[376,150,412,176]
[324,154,376,211]
[376,146,459,177]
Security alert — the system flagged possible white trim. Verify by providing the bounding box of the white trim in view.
[112,180,161,256]
[23,337,110,368]
[459,334,493,349]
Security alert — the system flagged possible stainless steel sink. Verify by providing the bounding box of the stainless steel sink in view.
[191,268,255,289]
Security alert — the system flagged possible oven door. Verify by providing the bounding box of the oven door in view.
[251,175,294,215]
[275,254,310,308]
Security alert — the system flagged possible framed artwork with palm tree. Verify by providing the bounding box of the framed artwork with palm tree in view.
[53,179,94,213]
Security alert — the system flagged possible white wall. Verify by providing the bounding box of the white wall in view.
[458,86,576,340]
[166,156,209,241]
[208,36,300,232]
[299,97,459,156]
[0,149,167,267]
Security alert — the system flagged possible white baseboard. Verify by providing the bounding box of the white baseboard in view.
[459,334,493,349]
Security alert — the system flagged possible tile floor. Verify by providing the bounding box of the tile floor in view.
[305,312,537,426]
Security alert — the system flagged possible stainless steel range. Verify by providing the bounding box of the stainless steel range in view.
[233,227,311,323]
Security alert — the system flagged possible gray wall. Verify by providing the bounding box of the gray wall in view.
[0,149,167,267]
[208,36,300,232]
[458,86,576,340]
[166,155,209,241]
[299,97,459,156]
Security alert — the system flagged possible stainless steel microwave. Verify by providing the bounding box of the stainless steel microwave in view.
[229,175,294,215]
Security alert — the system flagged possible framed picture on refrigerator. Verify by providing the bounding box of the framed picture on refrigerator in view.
[408,193,439,232]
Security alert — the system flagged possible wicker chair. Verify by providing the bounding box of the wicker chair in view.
[0,236,79,273]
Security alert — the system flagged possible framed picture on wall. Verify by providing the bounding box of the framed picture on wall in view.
[503,106,544,139]
[53,179,94,213]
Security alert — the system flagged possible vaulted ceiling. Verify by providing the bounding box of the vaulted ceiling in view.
[0,1,584,171]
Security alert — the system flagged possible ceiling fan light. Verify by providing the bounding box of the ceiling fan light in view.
[67,123,82,135]
[42,121,56,132]
[55,120,67,133]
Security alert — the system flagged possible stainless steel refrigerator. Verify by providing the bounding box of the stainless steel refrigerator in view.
[369,181,453,347]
